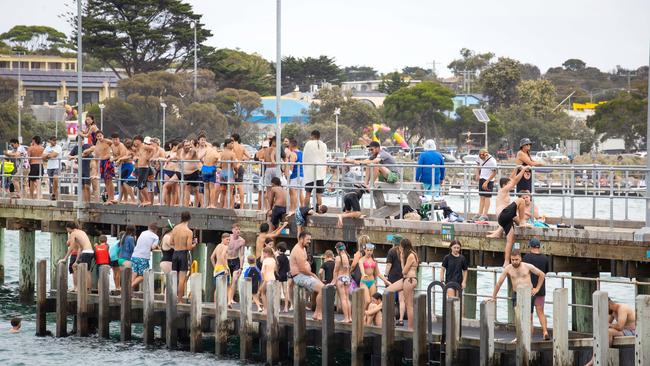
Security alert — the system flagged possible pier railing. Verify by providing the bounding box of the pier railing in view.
[1,155,648,226]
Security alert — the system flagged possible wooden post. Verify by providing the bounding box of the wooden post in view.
[445,296,460,366]
[413,293,427,366]
[266,280,280,364]
[0,228,4,285]
[19,229,35,303]
[381,290,396,366]
[572,273,597,332]
[49,232,68,290]
[351,288,365,366]
[98,265,110,338]
[322,284,336,366]
[214,275,228,356]
[553,288,572,366]
[36,259,47,336]
[515,286,532,366]
[165,270,178,349]
[507,278,514,324]
[293,287,306,365]
[55,261,68,337]
[120,267,132,341]
[192,242,207,300]
[151,250,162,293]
[592,291,609,366]
[240,277,253,361]
[143,269,155,345]
[464,269,477,319]
[204,242,217,302]
[77,263,89,336]
[189,273,203,352]
[636,295,650,365]
[480,300,496,366]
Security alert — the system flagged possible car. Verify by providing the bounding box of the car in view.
[411,147,425,160]
[535,151,569,163]
[383,145,402,155]
[442,153,457,163]
[462,154,480,165]
[345,148,368,160]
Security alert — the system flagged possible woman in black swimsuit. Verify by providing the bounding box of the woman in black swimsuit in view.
[514,138,544,193]
[385,238,419,329]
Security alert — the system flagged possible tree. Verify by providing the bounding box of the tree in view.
[562,59,586,72]
[214,88,262,130]
[383,82,454,143]
[587,91,647,152]
[402,66,434,80]
[281,55,342,94]
[202,48,274,95]
[378,72,409,94]
[282,121,355,149]
[342,66,378,81]
[68,0,212,78]
[517,79,556,116]
[480,57,522,109]
[0,25,71,54]
[519,63,541,80]
[447,48,494,76]
[442,106,505,149]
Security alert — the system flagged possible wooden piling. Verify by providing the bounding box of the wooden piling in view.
[464,269,477,319]
[77,263,89,337]
[553,288,572,366]
[165,270,178,349]
[214,275,228,356]
[572,273,597,333]
[190,273,203,352]
[321,284,336,366]
[381,290,396,366]
[413,293,427,366]
[98,265,110,339]
[0,228,4,285]
[266,280,280,364]
[293,287,306,365]
[19,229,35,303]
[240,277,253,361]
[636,295,650,365]
[515,286,532,366]
[36,259,47,336]
[49,232,67,290]
[143,269,155,345]
[479,300,496,366]
[351,288,365,366]
[592,290,609,366]
[204,242,217,302]
[55,261,68,337]
[120,267,132,341]
[445,296,460,366]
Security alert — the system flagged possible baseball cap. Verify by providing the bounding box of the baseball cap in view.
[143,136,152,145]
[366,141,380,148]
[528,238,541,248]
[336,242,346,251]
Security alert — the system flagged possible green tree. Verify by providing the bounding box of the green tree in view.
[342,66,378,81]
[0,25,71,54]
[447,48,494,76]
[517,79,556,116]
[281,55,343,94]
[402,66,434,80]
[519,63,541,80]
[442,106,505,149]
[378,72,409,94]
[586,91,647,151]
[480,57,522,109]
[562,58,586,72]
[69,0,212,78]
[383,82,454,143]
[202,48,274,95]
[214,88,262,130]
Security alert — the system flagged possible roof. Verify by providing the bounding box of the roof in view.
[0,69,119,89]
[246,97,310,124]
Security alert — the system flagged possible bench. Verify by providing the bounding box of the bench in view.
[371,182,423,218]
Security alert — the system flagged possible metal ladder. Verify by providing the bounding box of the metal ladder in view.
[426,281,463,365]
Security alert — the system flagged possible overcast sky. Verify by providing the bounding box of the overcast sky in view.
[2,0,649,76]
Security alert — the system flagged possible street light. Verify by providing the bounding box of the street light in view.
[160,102,167,148]
[16,52,23,144]
[190,21,197,93]
[334,107,341,152]
[98,103,105,130]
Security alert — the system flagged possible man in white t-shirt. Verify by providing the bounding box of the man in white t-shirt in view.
[302,130,327,210]
[42,136,63,200]
[130,223,160,289]
[475,149,497,221]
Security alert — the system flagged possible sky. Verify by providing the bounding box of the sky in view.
[1,0,649,77]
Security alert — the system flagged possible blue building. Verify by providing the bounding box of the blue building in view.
[446,93,485,119]
[247,96,310,124]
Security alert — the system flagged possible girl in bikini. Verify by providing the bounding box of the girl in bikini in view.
[359,242,390,307]
[385,238,419,329]
[333,242,352,323]
[350,235,370,288]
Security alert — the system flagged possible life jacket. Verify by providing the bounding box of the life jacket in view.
[95,244,110,265]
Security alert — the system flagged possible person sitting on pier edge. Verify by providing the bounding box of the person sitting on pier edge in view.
[440,240,468,299]
[59,222,94,291]
[227,223,246,307]
[365,292,383,326]
[385,238,419,329]
[584,298,636,366]
[514,138,544,193]
[344,141,400,187]
[170,211,196,303]
[336,184,368,228]
[523,238,550,340]
[494,190,531,267]
[415,139,445,199]
[491,249,545,319]
[130,223,160,290]
[244,255,263,312]
[290,231,324,320]
[288,204,328,238]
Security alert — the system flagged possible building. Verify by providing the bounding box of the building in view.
[246,96,310,124]
[0,54,77,72]
[340,79,421,93]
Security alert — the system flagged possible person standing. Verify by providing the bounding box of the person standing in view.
[83,131,116,204]
[201,142,220,208]
[170,211,196,303]
[42,136,62,200]
[287,138,304,212]
[3,138,28,198]
[231,133,250,209]
[514,138,543,193]
[474,149,497,221]
[290,232,324,320]
[440,240,468,298]
[227,223,246,306]
[130,223,160,290]
[415,139,445,199]
[385,240,406,326]
[384,238,419,329]
[133,135,157,206]
[219,138,238,208]
[522,238,550,340]
[302,130,328,210]
[58,222,94,291]
[68,136,92,203]
[27,136,44,199]
[332,242,352,322]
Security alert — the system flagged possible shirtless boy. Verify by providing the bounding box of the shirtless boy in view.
[210,232,230,297]
[255,222,288,261]
[259,246,277,313]
[170,211,196,303]
[227,223,246,306]
[290,232,324,320]
[584,298,636,366]
[180,140,202,207]
[201,143,221,208]
[267,177,287,231]
[84,131,116,204]
[133,136,157,206]
[491,250,545,319]
[58,222,94,291]
[219,138,237,208]
[487,181,531,266]
[231,133,250,209]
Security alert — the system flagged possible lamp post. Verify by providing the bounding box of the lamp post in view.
[17,52,23,144]
[98,103,105,131]
[274,0,282,167]
[160,102,167,149]
[334,107,341,152]
[190,21,197,93]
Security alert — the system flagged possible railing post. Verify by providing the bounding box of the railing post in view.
[636,295,650,365]
[413,293,427,366]
[143,269,155,345]
[36,259,47,336]
[592,290,609,366]
[190,272,202,352]
[553,288,572,366]
[479,300,496,366]
[322,284,336,366]
[98,265,110,339]
[55,261,68,337]
[351,288,365,366]
[381,290,396,366]
[515,286,532,366]
[165,270,178,349]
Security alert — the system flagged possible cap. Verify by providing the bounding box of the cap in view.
[365,243,375,250]
[336,242,346,251]
[366,141,380,148]
[423,139,436,151]
[519,138,532,148]
[529,238,541,248]
[143,136,152,145]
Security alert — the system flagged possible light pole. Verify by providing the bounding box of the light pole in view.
[274,0,282,167]
[17,52,23,144]
[76,0,84,208]
[190,21,197,93]
[160,102,167,149]
[334,107,341,152]
[98,103,105,131]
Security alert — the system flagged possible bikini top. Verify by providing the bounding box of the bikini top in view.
[363,259,376,269]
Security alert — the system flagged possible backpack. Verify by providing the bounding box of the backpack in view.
[109,235,123,261]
